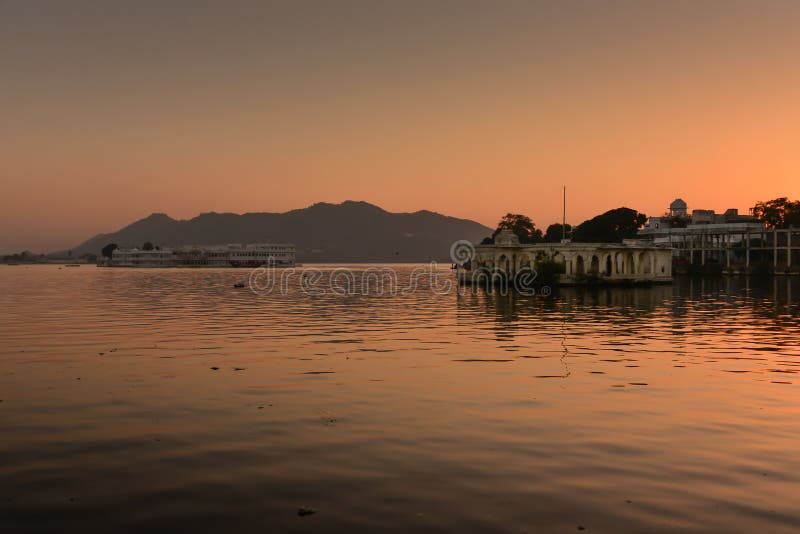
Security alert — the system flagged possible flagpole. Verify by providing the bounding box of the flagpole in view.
[562,186,566,242]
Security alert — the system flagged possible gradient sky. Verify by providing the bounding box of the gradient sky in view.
[2,0,799,253]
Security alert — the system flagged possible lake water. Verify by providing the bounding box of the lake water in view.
[1,265,799,533]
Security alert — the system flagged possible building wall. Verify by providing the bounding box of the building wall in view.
[469,242,672,284]
[109,243,296,267]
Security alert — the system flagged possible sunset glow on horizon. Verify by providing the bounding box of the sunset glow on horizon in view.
[2,0,800,252]
[4,4,800,532]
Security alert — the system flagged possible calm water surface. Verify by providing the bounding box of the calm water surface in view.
[1,265,799,533]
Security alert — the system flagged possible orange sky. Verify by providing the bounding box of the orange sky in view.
[2,1,799,253]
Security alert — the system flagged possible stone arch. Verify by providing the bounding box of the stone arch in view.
[497,254,510,274]
[590,255,600,275]
[605,255,613,276]
[520,253,534,269]
[575,255,585,276]
[625,252,634,275]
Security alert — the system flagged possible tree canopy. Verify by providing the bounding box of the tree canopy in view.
[491,213,543,244]
[101,243,118,258]
[752,197,800,229]
[572,208,647,243]
[543,223,572,243]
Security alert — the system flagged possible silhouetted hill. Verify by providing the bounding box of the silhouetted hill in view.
[64,201,492,262]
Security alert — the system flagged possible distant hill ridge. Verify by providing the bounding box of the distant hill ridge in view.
[65,200,492,262]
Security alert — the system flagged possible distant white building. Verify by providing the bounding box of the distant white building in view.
[639,199,764,247]
[106,243,295,267]
[634,198,800,270]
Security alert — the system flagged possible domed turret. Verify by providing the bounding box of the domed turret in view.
[669,198,688,218]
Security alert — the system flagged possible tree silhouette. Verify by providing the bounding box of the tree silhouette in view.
[142,241,154,251]
[543,223,572,243]
[101,243,118,258]
[752,197,800,229]
[572,208,647,243]
[491,213,543,243]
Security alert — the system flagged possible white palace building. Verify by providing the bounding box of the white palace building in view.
[105,243,295,268]
[636,199,799,270]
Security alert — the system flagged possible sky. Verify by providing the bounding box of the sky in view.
[2,0,800,253]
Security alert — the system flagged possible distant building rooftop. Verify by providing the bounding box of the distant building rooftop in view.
[640,198,763,238]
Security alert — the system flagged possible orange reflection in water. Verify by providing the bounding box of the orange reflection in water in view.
[0,266,799,532]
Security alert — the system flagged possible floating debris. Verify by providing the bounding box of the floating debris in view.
[303,371,335,375]
[233,367,246,371]
[210,367,220,371]
[233,282,246,288]
[629,382,648,386]
[298,507,316,517]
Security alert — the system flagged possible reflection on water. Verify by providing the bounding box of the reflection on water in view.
[1,266,799,532]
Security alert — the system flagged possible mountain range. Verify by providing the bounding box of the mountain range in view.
[64,201,493,262]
